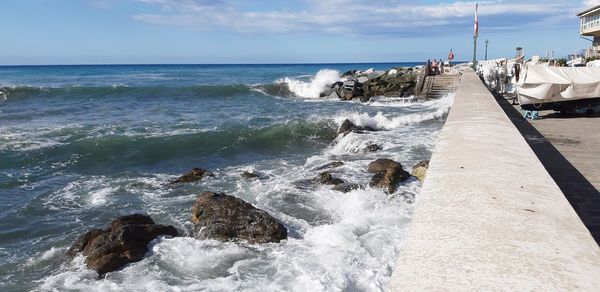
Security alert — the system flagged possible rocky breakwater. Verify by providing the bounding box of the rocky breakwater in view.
[320,67,418,102]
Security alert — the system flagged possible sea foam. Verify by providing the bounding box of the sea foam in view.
[278,69,340,98]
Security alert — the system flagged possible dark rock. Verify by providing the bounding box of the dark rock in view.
[67,214,178,276]
[342,70,357,78]
[337,119,377,137]
[318,172,344,185]
[171,168,214,184]
[191,192,287,244]
[315,161,344,171]
[364,144,382,152]
[411,160,430,182]
[364,68,417,98]
[332,183,362,193]
[241,171,260,179]
[367,159,410,194]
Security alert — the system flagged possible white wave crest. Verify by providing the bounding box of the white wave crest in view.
[334,93,454,130]
[278,69,340,98]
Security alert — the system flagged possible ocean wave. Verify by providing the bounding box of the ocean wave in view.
[0,84,258,101]
[334,93,454,130]
[276,69,341,98]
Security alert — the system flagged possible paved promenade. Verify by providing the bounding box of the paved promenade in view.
[495,94,600,243]
[388,69,600,291]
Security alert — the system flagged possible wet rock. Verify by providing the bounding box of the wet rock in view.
[337,119,377,137]
[411,160,430,182]
[66,214,178,276]
[241,171,260,179]
[368,159,410,194]
[315,161,344,171]
[364,144,382,152]
[191,192,287,244]
[318,172,344,185]
[171,168,214,184]
[332,183,363,193]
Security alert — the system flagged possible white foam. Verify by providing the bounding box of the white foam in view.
[334,93,454,130]
[278,69,340,98]
[24,247,67,267]
[35,86,453,292]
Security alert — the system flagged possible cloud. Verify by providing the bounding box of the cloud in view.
[131,0,583,36]
[583,0,600,7]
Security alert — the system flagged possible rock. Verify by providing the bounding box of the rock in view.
[171,168,214,184]
[332,183,362,193]
[341,70,357,78]
[66,214,178,276]
[364,68,417,98]
[364,144,382,152]
[191,192,287,244]
[367,159,410,194]
[315,161,344,171]
[337,119,377,137]
[411,160,430,182]
[241,171,260,179]
[326,91,341,99]
[318,172,344,185]
[357,76,369,83]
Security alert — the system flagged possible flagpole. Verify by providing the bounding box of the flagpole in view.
[472,3,478,70]
[473,35,477,70]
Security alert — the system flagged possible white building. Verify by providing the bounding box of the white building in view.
[578,4,600,58]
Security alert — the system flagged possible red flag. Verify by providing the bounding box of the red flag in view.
[474,3,479,37]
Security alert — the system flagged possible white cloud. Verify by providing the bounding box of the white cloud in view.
[131,0,582,35]
[584,0,600,7]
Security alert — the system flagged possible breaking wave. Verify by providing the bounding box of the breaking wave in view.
[276,69,341,98]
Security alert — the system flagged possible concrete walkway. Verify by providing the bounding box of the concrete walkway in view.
[495,95,600,243]
[388,69,600,291]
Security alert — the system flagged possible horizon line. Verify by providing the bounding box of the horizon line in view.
[0,61,469,67]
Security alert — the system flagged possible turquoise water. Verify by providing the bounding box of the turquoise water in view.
[0,63,452,291]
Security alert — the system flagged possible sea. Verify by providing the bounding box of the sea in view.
[0,63,453,292]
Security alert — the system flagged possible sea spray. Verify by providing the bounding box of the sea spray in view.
[277,69,341,98]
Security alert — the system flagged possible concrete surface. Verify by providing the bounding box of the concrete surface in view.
[388,69,600,291]
[495,94,600,244]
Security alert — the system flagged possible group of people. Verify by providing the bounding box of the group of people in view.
[426,59,445,76]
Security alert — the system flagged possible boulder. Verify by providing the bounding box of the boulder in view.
[318,172,344,185]
[337,119,377,137]
[411,160,430,182]
[66,214,178,276]
[191,192,287,244]
[315,161,344,171]
[367,159,410,194]
[171,168,214,184]
[332,183,362,193]
[241,171,260,179]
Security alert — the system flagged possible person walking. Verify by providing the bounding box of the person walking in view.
[431,59,438,75]
[439,59,444,75]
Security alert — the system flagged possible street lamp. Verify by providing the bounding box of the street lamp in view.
[485,39,489,60]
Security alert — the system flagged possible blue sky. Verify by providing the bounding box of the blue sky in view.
[0,0,598,65]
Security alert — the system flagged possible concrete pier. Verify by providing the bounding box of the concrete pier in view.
[388,69,600,291]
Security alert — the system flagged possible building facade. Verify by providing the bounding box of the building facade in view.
[578,5,600,58]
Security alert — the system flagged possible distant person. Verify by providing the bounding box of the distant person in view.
[426,59,431,75]
[431,59,438,75]
[439,59,444,75]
